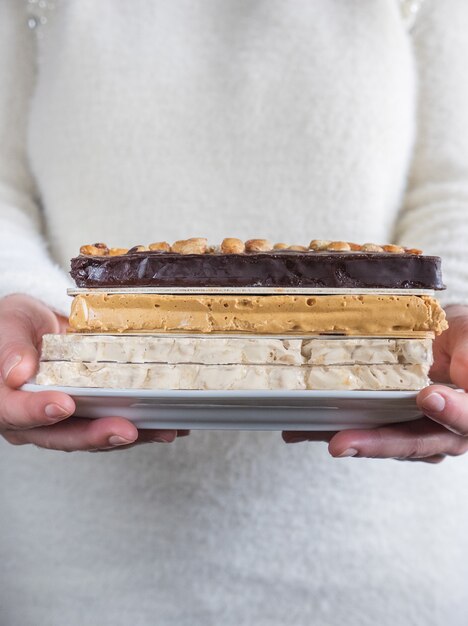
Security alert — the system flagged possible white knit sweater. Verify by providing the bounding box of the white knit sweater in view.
[1,1,468,625]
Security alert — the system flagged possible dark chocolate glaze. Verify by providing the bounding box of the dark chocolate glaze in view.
[70,251,445,290]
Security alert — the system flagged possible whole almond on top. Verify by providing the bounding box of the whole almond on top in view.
[288,245,308,251]
[80,243,109,256]
[273,243,289,250]
[361,243,384,252]
[405,247,423,255]
[221,238,245,254]
[348,242,362,251]
[309,240,331,250]
[245,239,272,252]
[328,241,351,251]
[172,238,208,254]
[382,244,404,254]
[149,241,171,252]
[109,247,128,256]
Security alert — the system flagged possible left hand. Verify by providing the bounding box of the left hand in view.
[0,294,188,452]
[282,305,468,463]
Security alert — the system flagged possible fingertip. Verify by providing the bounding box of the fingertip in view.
[417,385,449,415]
[328,429,374,457]
[417,384,447,402]
[327,432,351,457]
[2,348,39,388]
[90,416,139,446]
[53,392,76,415]
[418,385,468,435]
[19,389,76,426]
[110,417,140,441]
[150,430,177,443]
[328,440,346,458]
[42,392,76,421]
[162,431,177,442]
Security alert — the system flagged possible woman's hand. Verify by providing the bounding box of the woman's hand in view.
[283,305,468,463]
[0,294,186,451]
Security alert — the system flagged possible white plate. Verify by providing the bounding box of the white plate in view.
[21,384,422,431]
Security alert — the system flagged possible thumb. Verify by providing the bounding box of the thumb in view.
[0,294,61,388]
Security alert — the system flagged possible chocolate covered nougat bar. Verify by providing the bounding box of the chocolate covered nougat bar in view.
[70,238,444,290]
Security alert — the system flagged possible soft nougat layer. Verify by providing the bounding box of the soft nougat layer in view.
[68,293,447,336]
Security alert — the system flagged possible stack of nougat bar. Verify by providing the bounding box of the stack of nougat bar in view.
[37,237,448,391]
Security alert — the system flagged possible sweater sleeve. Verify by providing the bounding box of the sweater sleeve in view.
[0,0,72,316]
[394,0,468,306]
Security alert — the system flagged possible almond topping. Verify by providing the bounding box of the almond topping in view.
[221,238,245,254]
[149,241,171,252]
[172,238,208,254]
[80,244,109,256]
[382,244,405,254]
[361,243,384,252]
[80,238,423,258]
[328,241,351,251]
[309,240,331,251]
[245,239,272,252]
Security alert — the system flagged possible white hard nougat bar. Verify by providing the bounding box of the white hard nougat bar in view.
[41,334,303,365]
[301,338,432,366]
[305,364,429,390]
[41,335,432,366]
[36,362,430,391]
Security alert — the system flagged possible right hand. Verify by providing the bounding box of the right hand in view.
[0,294,186,451]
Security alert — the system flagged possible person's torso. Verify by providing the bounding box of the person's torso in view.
[4,3,467,626]
[27,0,415,263]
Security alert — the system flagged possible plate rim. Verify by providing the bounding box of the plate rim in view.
[21,382,419,400]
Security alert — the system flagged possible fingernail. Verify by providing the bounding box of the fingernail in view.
[422,392,445,413]
[151,436,173,443]
[108,435,133,446]
[45,403,72,419]
[2,355,21,381]
[337,448,358,458]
